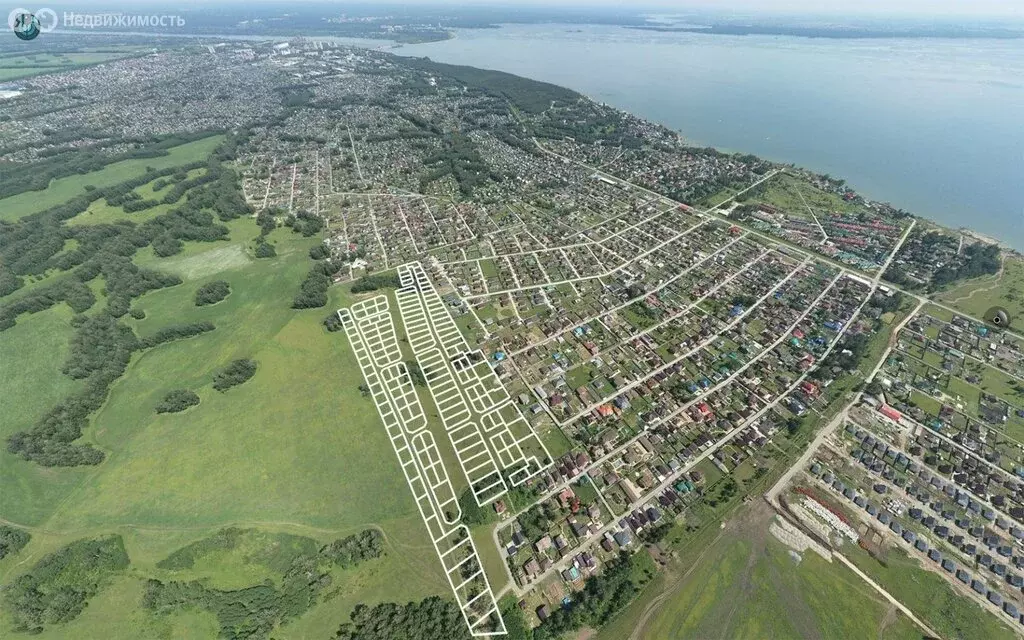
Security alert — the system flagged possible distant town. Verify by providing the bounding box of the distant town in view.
[0,32,1021,640]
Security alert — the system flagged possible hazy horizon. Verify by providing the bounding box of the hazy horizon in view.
[58,0,1024,19]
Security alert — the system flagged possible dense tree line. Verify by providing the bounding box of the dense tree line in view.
[932,242,1001,288]
[212,359,257,392]
[309,243,331,260]
[2,535,129,634]
[0,279,95,331]
[156,389,200,414]
[144,571,321,639]
[0,525,30,560]
[0,130,217,200]
[293,259,343,309]
[146,528,383,640]
[138,322,215,349]
[319,529,384,568]
[335,596,471,640]
[533,552,657,639]
[404,57,580,114]
[350,272,402,293]
[195,280,231,306]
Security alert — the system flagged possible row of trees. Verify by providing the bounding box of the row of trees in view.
[335,596,471,640]
[319,529,384,569]
[293,259,344,309]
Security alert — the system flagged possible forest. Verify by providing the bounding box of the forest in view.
[403,58,580,115]
[2,535,130,634]
[334,596,471,640]
[350,271,402,293]
[420,133,498,197]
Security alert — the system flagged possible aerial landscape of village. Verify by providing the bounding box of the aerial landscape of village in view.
[2,3,1024,639]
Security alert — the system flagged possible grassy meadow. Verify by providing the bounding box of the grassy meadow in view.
[596,503,923,640]
[938,255,1024,331]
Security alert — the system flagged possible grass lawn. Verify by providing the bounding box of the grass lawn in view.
[0,136,223,222]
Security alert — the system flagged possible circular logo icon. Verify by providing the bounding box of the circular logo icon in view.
[36,8,57,33]
[9,9,40,40]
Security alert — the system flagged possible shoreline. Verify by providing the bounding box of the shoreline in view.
[397,25,1023,253]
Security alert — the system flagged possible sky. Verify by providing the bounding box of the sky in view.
[104,0,1024,17]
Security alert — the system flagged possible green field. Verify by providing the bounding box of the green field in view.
[0,136,223,222]
[848,547,1017,640]
[939,256,1024,331]
[1,201,449,636]
[0,51,141,83]
[597,503,922,640]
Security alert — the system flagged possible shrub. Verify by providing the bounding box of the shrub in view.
[255,241,276,258]
[156,389,200,414]
[212,359,257,392]
[195,280,230,306]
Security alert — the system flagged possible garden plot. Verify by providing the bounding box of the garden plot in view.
[338,296,504,637]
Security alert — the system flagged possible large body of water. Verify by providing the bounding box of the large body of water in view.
[398,25,1024,250]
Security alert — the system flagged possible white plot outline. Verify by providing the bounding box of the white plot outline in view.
[339,297,506,636]
[396,262,553,506]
